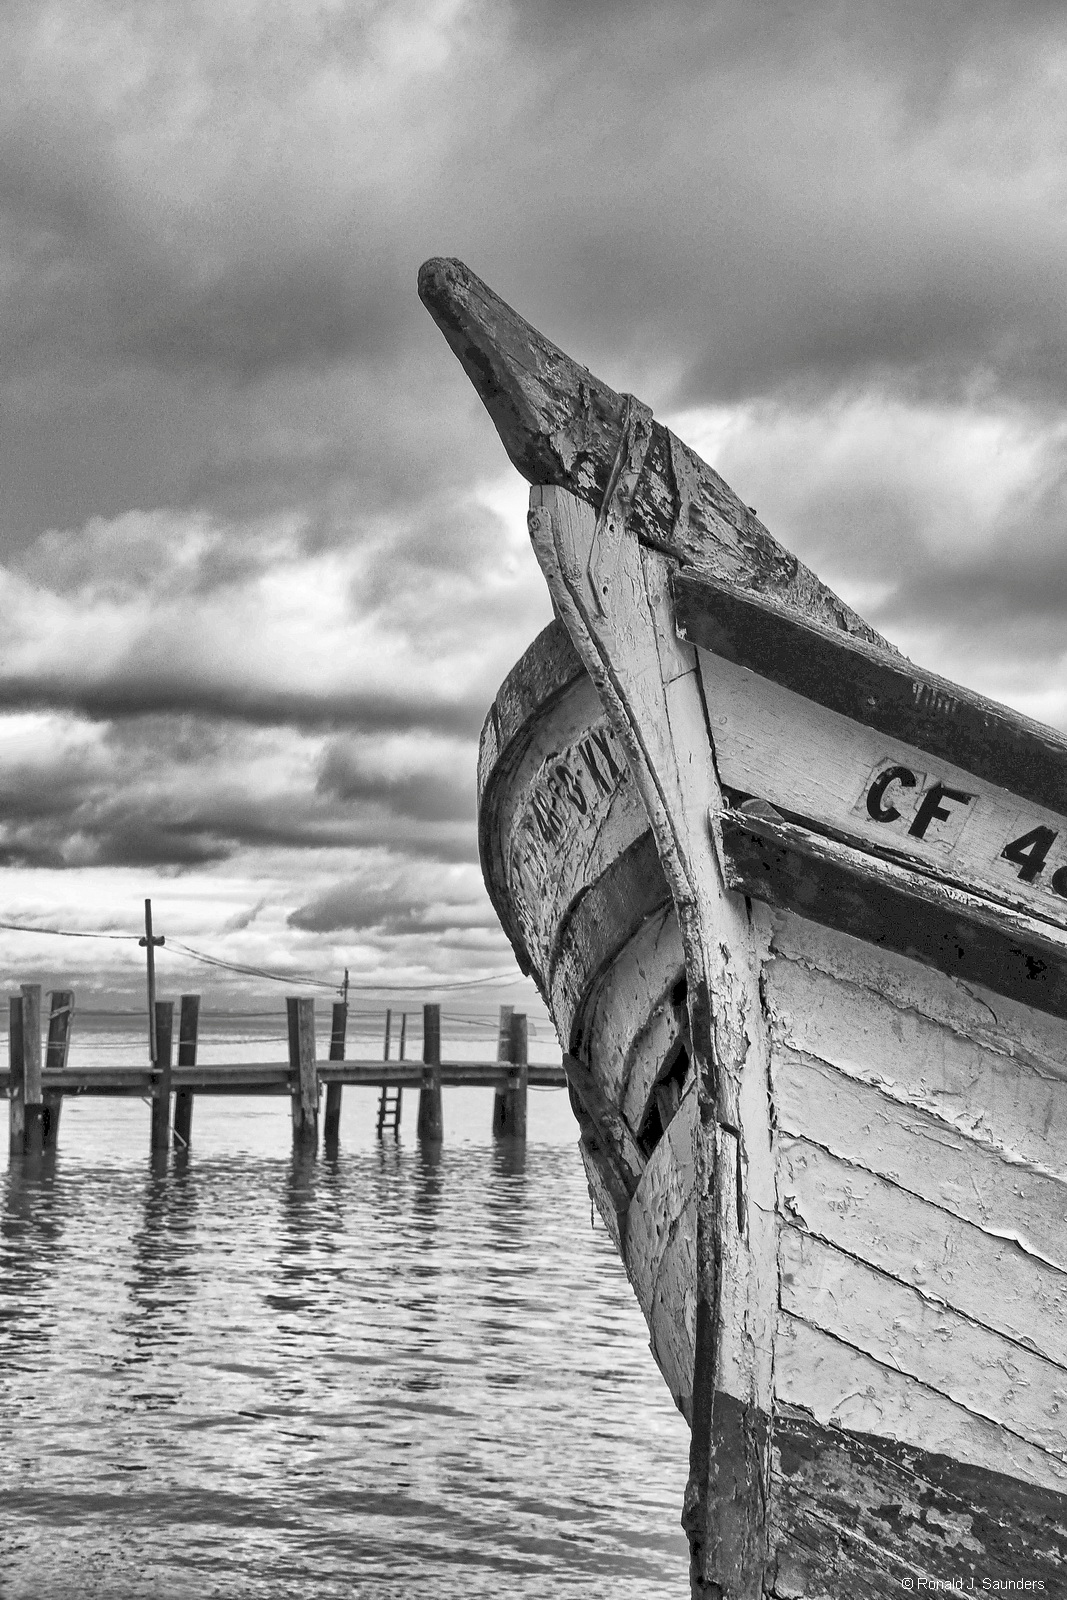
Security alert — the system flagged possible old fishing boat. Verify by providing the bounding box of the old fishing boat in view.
[419,258,1067,1598]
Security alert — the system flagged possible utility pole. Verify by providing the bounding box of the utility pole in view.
[139,898,165,1066]
[140,899,169,1151]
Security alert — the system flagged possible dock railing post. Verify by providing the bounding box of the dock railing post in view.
[324,1000,347,1148]
[150,1000,174,1151]
[18,985,44,1158]
[287,996,319,1151]
[44,989,74,1150]
[416,1002,443,1142]
[173,995,199,1150]
[493,1008,528,1140]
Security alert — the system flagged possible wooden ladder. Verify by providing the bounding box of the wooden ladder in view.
[376,1086,402,1137]
[376,1009,406,1140]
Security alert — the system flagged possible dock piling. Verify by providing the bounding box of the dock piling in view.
[173,994,199,1149]
[18,985,44,1157]
[324,1000,347,1148]
[416,1002,443,1141]
[3,976,564,1153]
[493,1006,528,1140]
[150,1000,174,1151]
[287,996,319,1150]
[43,990,73,1149]
[8,996,25,1155]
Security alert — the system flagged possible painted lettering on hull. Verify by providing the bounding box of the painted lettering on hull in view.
[698,647,1067,928]
[858,759,1067,905]
[505,717,643,980]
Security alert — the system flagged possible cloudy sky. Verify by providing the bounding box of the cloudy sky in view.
[2,0,1066,1015]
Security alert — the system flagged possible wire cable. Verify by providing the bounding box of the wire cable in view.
[0,920,139,941]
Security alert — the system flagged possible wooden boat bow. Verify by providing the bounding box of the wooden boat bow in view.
[421,258,1067,1600]
[418,256,887,649]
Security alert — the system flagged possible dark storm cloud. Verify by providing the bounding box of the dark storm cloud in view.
[317,738,475,825]
[0,775,478,871]
[875,543,1067,669]
[6,0,1067,549]
[287,877,500,937]
[0,674,486,737]
[0,709,480,872]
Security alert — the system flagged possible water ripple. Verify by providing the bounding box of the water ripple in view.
[1,1091,688,1598]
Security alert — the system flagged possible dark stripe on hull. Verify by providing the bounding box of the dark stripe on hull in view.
[477,620,584,794]
[477,624,589,978]
[674,571,1067,820]
[771,1402,1067,1596]
[721,811,1067,1022]
[548,828,671,1050]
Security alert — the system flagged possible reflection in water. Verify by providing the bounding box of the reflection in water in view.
[0,1101,689,1599]
[123,1154,200,1363]
[0,1151,63,1354]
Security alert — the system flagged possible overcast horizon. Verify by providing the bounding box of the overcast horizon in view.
[2,1,1066,1018]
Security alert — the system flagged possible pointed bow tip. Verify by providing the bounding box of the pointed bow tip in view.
[417,256,469,314]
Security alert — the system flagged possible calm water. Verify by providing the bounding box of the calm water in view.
[0,1016,690,1599]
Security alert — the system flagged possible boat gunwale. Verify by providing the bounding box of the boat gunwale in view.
[675,569,1067,820]
[477,619,588,980]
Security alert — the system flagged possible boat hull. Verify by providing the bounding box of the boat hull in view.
[422,253,1067,1597]
[480,618,1067,1597]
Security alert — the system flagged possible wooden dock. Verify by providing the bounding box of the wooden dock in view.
[2,986,566,1157]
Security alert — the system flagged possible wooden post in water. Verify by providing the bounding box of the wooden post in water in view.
[173,994,199,1150]
[324,999,347,1147]
[8,995,25,1155]
[140,899,166,1153]
[287,996,318,1150]
[43,989,74,1150]
[150,1000,174,1151]
[18,985,44,1157]
[416,1002,443,1141]
[493,1007,528,1140]
[491,1004,513,1136]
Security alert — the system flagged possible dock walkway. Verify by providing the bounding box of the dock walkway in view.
[3,987,566,1157]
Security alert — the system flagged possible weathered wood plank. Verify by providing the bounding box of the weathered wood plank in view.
[286,997,318,1149]
[477,619,584,799]
[150,1000,173,1151]
[530,483,778,1598]
[770,1403,1067,1597]
[0,1059,569,1095]
[172,993,199,1150]
[492,1008,527,1139]
[579,902,685,1130]
[624,1082,700,1419]
[19,984,43,1157]
[765,952,1067,1177]
[482,670,646,985]
[564,1050,645,1194]
[503,704,647,988]
[678,570,1067,825]
[764,899,1067,1082]
[780,1226,1067,1456]
[323,999,347,1147]
[721,807,1067,1021]
[416,1001,443,1141]
[43,988,74,1150]
[774,1047,1067,1271]
[780,1136,1067,1369]
[775,1313,1067,1496]
[548,830,671,1049]
[8,995,25,1154]
[698,642,1067,933]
